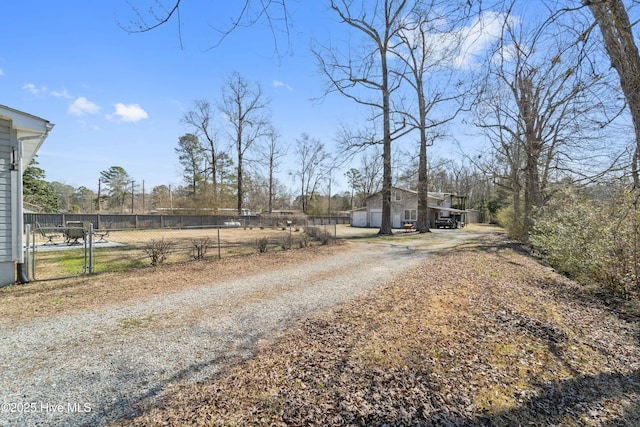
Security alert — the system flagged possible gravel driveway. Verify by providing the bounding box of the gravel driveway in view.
[1,230,475,426]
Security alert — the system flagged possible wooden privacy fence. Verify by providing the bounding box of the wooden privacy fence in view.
[25,213,350,230]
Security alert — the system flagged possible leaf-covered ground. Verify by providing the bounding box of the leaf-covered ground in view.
[118,229,640,426]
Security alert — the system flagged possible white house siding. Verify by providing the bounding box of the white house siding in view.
[393,213,402,228]
[351,210,368,227]
[370,210,382,228]
[363,188,467,229]
[0,119,13,284]
[366,189,422,229]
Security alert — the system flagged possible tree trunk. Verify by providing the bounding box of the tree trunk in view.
[523,140,543,232]
[588,0,640,187]
[416,76,430,233]
[417,134,430,233]
[268,158,274,214]
[237,148,243,216]
[210,152,218,211]
[236,119,244,216]
[379,35,393,236]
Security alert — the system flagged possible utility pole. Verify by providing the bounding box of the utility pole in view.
[327,176,332,217]
[131,180,135,213]
[97,178,102,212]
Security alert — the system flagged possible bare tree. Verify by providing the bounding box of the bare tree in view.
[475,78,527,233]
[315,0,412,235]
[260,127,288,214]
[121,0,291,55]
[586,0,640,187]
[293,133,330,214]
[344,148,383,209]
[393,1,472,232]
[360,148,384,199]
[476,8,617,236]
[182,99,220,209]
[219,71,271,215]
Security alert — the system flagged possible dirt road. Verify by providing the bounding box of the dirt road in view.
[0,227,479,426]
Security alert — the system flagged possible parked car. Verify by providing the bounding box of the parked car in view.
[435,217,458,229]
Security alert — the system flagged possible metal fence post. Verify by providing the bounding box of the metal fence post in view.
[217,226,221,259]
[25,224,31,282]
[89,223,94,274]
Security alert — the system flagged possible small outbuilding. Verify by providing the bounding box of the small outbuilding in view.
[0,105,54,287]
[351,187,469,229]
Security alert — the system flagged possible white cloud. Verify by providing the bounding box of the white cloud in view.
[23,83,47,95]
[393,11,517,71]
[51,89,73,99]
[68,97,100,116]
[273,80,293,91]
[111,103,148,122]
[0,68,4,76]
[454,11,519,69]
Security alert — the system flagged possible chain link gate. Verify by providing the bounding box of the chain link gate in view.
[27,223,94,281]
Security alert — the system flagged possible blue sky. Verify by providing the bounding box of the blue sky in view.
[1,1,363,193]
[1,1,516,195]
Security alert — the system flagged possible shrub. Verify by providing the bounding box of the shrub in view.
[256,236,269,253]
[280,236,292,250]
[298,234,309,248]
[190,237,211,260]
[143,238,174,266]
[530,188,640,299]
[496,205,528,242]
[305,226,333,245]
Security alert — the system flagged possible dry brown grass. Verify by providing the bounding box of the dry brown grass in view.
[0,243,348,321]
[115,229,640,426]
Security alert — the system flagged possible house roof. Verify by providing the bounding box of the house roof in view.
[0,104,54,166]
[427,205,467,214]
[366,187,463,201]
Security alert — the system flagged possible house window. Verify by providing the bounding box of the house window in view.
[404,209,416,221]
[394,191,402,201]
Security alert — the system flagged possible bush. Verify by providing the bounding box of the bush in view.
[305,226,333,245]
[298,234,310,248]
[143,238,174,266]
[530,188,640,299]
[190,237,212,260]
[280,236,292,250]
[496,205,528,242]
[256,236,269,253]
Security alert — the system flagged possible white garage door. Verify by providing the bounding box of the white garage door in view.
[370,210,382,228]
[351,211,367,227]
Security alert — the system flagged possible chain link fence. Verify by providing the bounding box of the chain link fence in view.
[26,222,338,281]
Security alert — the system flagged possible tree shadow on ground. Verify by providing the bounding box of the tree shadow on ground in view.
[479,369,640,427]
[456,228,640,346]
[104,328,269,426]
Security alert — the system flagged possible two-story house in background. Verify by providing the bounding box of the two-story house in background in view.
[350,186,471,229]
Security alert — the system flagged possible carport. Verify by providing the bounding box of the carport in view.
[0,105,54,286]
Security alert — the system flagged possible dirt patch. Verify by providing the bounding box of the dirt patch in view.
[118,229,640,426]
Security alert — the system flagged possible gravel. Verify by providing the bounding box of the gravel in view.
[0,232,475,427]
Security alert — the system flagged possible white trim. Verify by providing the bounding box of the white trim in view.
[0,106,53,286]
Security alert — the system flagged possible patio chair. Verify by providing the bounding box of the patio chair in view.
[35,222,61,245]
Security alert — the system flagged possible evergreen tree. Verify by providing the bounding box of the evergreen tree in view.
[23,159,60,212]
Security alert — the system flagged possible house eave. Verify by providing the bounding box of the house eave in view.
[0,104,54,166]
